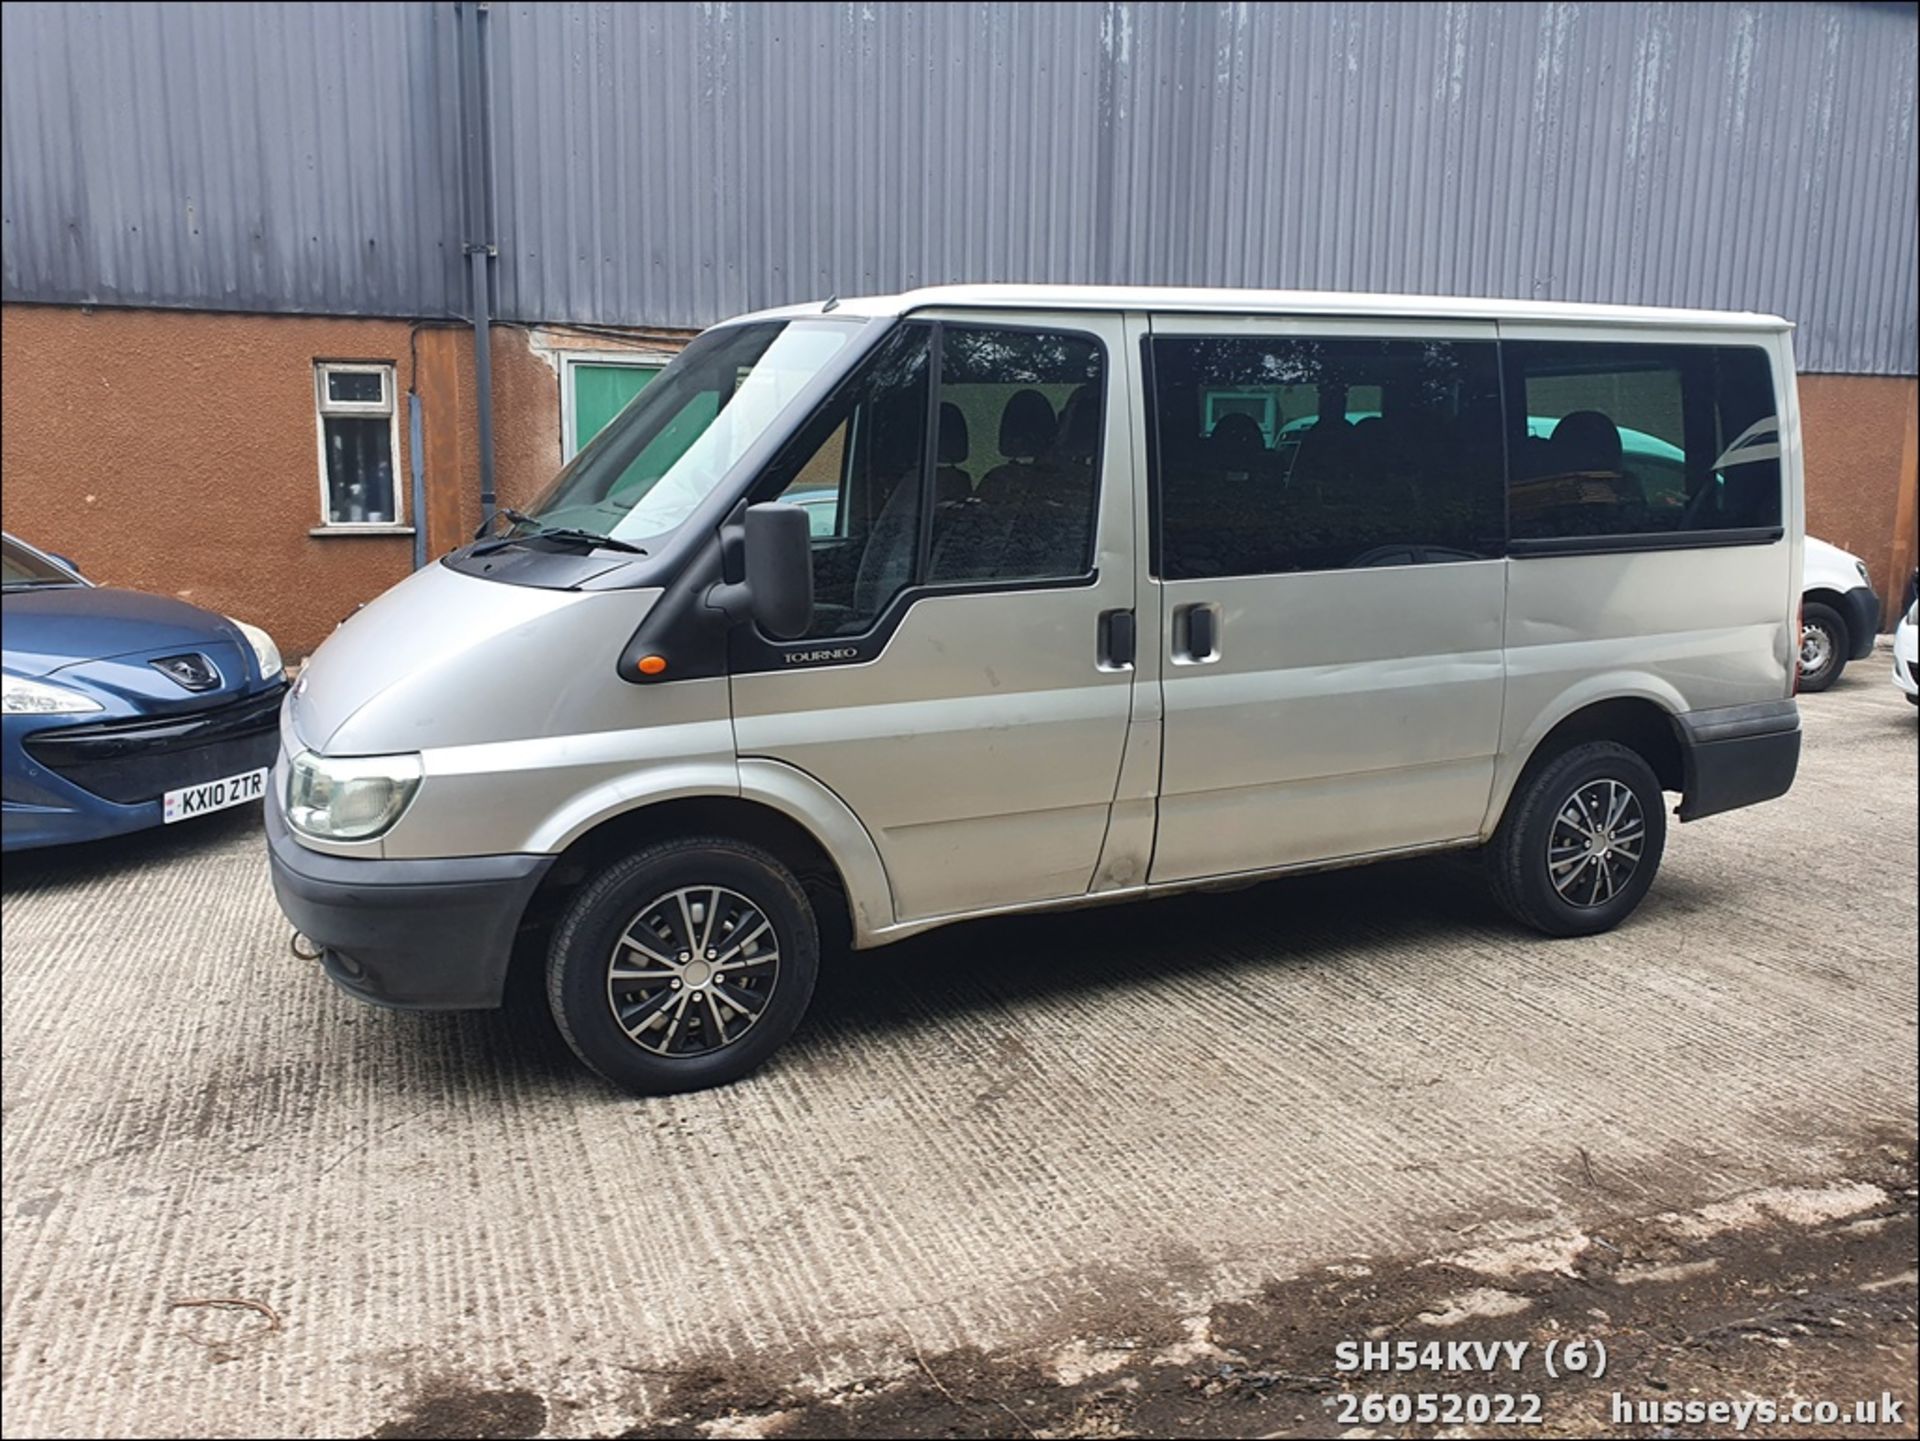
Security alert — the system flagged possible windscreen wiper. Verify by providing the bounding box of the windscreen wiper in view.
[472,506,541,542]
[470,516,646,557]
[521,526,646,554]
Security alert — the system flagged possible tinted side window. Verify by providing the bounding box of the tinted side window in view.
[928,327,1103,586]
[1504,342,1781,541]
[1151,336,1504,579]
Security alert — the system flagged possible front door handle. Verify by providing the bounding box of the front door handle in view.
[1098,608,1136,669]
[1176,603,1219,662]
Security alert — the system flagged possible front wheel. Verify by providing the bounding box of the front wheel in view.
[1797,602,1848,692]
[547,837,819,1095]
[1487,741,1668,938]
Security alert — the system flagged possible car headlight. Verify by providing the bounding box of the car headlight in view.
[3,674,105,716]
[1908,600,1918,626]
[227,617,283,680]
[286,750,422,840]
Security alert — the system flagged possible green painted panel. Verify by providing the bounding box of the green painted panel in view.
[572,363,659,452]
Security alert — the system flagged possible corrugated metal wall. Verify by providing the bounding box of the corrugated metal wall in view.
[4,2,1915,374]
[0,1,465,318]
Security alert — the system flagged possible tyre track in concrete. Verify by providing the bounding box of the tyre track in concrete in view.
[3,674,1914,1437]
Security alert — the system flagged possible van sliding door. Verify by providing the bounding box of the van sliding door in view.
[1144,315,1510,883]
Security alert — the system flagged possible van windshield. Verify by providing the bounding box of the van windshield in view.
[516,319,857,542]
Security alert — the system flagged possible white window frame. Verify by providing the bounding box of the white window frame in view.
[559,350,674,460]
[313,361,407,533]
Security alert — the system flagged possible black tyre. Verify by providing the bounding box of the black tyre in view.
[547,837,819,1095]
[1488,741,1668,938]
[1796,601,1848,693]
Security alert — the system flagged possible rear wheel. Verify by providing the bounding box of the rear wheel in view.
[547,837,819,1095]
[1797,602,1848,692]
[1488,741,1668,937]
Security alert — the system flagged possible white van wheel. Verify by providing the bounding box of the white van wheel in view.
[546,837,819,1095]
[1797,603,1846,692]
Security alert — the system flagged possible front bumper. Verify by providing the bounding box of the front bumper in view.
[265,788,553,1010]
[3,684,284,851]
[1839,585,1883,660]
[1675,700,1801,822]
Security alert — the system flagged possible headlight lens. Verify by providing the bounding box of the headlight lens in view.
[3,674,105,716]
[228,617,283,680]
[286,751,422,840]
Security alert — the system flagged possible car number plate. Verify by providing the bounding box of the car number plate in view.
[162,767,268,823]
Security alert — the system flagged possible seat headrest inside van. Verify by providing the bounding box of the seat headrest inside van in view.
[999,389,1056,460]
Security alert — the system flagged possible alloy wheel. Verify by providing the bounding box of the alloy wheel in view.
[1546,778,1647,909]
[604,885,781,1056]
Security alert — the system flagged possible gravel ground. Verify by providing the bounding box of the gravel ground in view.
[3,663,1915,1439]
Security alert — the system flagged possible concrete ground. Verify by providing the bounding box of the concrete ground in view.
[3,664,1915,1439]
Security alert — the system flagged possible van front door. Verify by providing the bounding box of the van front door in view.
[730,313,1139,924]
[1145,317,1509,883]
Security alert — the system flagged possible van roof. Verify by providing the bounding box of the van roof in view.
[736,284,1792,332]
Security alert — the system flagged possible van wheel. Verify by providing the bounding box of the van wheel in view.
[1487,741,1667,938]
[547,837,819,1095]
[1796,603,1847,692]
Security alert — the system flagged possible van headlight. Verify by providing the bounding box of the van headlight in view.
[286,751,422,840]
[227,617,283,680]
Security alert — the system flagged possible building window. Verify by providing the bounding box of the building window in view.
[314,362,401,527]
[561,354,671,459]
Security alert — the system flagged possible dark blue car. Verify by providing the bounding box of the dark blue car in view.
[2,533,287,851]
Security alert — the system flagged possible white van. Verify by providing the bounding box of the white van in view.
[270,286,1803,1094]
[1798,535,1883,691]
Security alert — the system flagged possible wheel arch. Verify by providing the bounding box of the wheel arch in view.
[1488,684,1687,834]
[519,760,895,961]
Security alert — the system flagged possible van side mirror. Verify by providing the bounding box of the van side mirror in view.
[710,502,813,640]
[743,502,814,639]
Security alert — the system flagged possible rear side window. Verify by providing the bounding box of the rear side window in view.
[1504,342,1781,543]
[1151,335,1506,578]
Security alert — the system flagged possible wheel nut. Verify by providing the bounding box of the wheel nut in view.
[671,979,682,989]
[706,950,717,960]
[678,952,690,962]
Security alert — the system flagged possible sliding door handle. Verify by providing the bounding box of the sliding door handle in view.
[1175,603,1219,662]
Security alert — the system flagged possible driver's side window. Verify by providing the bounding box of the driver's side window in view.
[762,320,1106,639]
[766,326,932,638]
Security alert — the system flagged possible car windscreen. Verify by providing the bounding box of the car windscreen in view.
[1,537,79,588]
[513,319,859,543]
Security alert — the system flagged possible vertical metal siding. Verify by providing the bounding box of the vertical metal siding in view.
[4,2,1914,373]
[479,0,1920,374]
[1,0,463,317]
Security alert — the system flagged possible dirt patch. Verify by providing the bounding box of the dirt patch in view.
[618,1143,1918,1439]
[370,1381,549,1440]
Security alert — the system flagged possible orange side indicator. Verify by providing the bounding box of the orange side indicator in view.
[637,655,668,676]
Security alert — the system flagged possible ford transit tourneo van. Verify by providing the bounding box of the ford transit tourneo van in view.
[269,287,1804,1094]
